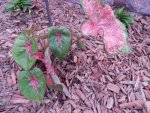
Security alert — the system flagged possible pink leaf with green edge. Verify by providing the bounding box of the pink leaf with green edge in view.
[32,52,44,61]
[80,0,131,54]
[81,20,104,36]
[81,0,102,21]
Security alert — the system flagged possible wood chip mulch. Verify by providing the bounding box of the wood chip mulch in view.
[0,0,150,113]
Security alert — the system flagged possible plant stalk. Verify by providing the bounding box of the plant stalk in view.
[44,0,52,26]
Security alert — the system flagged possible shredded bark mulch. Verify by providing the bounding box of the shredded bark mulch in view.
[0,0,150,113]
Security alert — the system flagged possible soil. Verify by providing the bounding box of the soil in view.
[0,0,150,113]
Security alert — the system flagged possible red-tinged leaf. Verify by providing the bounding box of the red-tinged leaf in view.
[25,43,32,56]
[45,48,70,96]
[44,60,54,74]
[46,73,63,91]
[28,76,38,91]
[32,52,54,74]
[12,35,37,70]
[80,0,131,54]
[32,51,54,74]
[46,75,54,85]
[19,68,46,102]
[32,52,44,61]
[32,48,70,96]
[48,26,72,59]
[56,32,62,48]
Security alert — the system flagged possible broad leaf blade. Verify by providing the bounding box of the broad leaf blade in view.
[80,0,131,54]
[48,26,72,60]
[19,68,46,102]
[12,35,37,70]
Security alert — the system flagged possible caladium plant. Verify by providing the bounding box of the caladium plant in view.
[12,26,76,101]
[80,0,132,54]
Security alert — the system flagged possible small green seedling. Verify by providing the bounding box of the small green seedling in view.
[5,0,31,11]
[115,7,134,28]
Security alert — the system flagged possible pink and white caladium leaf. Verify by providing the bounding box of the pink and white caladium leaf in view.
[80,0,131,54]
[48,26,72,60]
[19,68,46,102]
[12,35,37,70]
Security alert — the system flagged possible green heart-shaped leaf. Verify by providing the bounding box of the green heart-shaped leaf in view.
[18,68,46,102]
[48,26,72,60]
[12,35,37,70]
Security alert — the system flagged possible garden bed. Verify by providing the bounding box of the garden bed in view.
[0,0,150,113]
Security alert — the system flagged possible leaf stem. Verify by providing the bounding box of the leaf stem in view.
[71,31,84,44]
[33,34,49,39]
[44,0,52,26]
